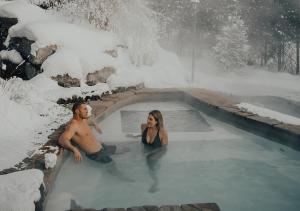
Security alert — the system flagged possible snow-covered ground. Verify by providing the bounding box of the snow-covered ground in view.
[183,54,300,103]
[0,169,44,211]
[0,1,300,211]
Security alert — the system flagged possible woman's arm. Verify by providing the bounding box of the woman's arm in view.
[160,129,168,145]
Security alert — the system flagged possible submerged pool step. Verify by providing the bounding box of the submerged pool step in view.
[68,203,221,211]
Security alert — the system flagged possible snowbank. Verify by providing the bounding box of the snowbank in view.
[236,103,300,125]
[0,169,44,211]
[188,54,300,102]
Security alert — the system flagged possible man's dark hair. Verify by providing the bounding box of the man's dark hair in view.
[72,101,85,114]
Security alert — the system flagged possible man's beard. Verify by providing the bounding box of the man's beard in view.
[80,114,88,119]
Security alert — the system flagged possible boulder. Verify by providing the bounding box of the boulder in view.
[0,59,24,79]
[86,66,116,86]
[0,49,23,64]
[23,62,39,80]
[0,59,41,80]
[51,73,80,88]
[0,17,18,50]
[29,44,57,65]
[8,37,34,59]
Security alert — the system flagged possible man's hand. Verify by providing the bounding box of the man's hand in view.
[73,148,82,162]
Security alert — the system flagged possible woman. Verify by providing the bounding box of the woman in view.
[141,110,168,147]
[140,110,168,192]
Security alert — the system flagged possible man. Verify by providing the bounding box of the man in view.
[59,101,116,163]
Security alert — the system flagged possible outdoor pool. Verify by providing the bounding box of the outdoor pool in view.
[45,101,300,211]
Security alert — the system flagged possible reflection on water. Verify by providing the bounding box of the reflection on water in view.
[144,146,167,193]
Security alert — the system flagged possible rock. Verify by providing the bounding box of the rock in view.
[51,73,80,88]
[112,83,145,93]
[44,153,57,169]
[0,17,18,50]
[34,184,45,211]
[0,49,23,64]
[29,44,57,65]
[104,49,118,58]
[0,59,24,79]
[127,207,146,211]
[8,37,34,59]
[0,59,40,80]
[86,66,116,86]
[142,206,159,211]
[24,62,40,80]
[158,206,181,211]
[70,198,83,209]
[0,37,44,80]
[116,44,128,49]
[57,94,101,105]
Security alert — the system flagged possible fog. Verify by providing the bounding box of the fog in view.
[147,0,300,74]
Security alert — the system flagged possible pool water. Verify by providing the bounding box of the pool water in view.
[45,102,300,211]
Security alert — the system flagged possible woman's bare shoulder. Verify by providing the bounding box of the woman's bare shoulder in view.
[141,123,147,129]
[160,127,168,134]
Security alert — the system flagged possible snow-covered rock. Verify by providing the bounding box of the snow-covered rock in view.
[0,169,44,211]
[44,153,57,169]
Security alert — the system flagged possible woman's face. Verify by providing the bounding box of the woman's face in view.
[147,114,157,128]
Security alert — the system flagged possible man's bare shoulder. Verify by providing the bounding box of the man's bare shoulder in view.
[66,119,79,130]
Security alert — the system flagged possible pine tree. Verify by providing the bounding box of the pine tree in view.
[213,14,249,71]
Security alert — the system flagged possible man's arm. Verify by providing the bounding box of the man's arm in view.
[58,123,82,162]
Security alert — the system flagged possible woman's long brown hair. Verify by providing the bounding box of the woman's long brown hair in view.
[149,110,164,130]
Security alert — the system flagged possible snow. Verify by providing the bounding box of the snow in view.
[236,103,300,125]
[0,1,300,211]
[188,54,300,102]
[87,104,92,117]
[0,49,23,64]
[44,153,57,169]
[0,169,44,211]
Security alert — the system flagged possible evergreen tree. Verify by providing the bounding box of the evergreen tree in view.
[213,14,249,71]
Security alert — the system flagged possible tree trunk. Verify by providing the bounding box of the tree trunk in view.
[282,41,285,71]
[264,40,267,65]
[296,35,299,75]
[278,40,282,71]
